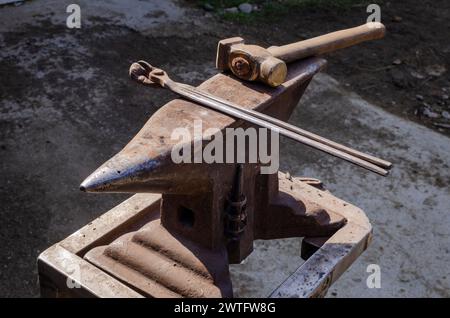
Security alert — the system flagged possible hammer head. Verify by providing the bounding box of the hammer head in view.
[216,37,287,87]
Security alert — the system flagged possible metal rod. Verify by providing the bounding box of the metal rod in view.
[169,81,389,176]
[178,83,392,169]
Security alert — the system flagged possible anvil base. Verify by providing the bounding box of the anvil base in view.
[37,172,372,298]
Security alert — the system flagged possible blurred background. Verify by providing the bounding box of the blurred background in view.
[0,0,449,297]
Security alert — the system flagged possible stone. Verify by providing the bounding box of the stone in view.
[423,107,440,119]
[425,64,447,77]
[410,70,425,79]
[238,3,253,14]
[224,7,239,14]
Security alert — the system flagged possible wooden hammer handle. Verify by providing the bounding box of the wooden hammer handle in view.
[268,22,385,63]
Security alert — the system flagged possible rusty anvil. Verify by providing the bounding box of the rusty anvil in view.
[67,61,372,298]
[37,25,386,298]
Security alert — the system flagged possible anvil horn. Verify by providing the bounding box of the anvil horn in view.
[79,98,218,194]
[79,133,212,194]
[79,150,167,193]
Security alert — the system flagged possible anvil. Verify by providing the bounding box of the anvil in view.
[38,57,374,298]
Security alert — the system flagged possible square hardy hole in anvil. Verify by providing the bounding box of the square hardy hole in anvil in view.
[37,57,371,298]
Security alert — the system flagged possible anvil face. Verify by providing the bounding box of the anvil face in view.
[80,58,326,195]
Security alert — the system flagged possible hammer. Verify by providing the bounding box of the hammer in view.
[216,22,385,87]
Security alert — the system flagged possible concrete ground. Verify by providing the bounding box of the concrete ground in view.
[1,0,449,297]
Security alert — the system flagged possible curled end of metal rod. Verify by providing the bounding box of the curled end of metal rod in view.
[129,60,170,88]
[129,61,157,87]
